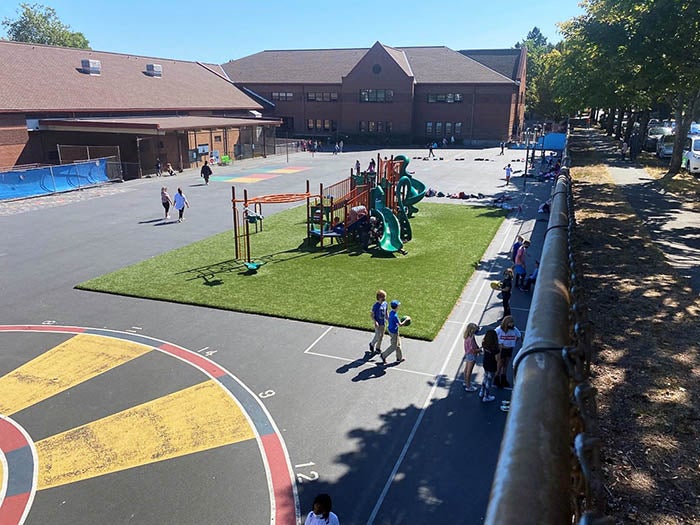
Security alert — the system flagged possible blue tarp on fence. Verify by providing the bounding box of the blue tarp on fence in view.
[0,158,110,201]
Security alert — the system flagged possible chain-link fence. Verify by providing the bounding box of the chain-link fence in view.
[484,139,612,524]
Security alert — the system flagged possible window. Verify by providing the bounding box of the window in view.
[307,92,338,102]
[214,135,222,143]
[455,122,463,135]
[272,92,293,101]
[360,121,392,133]
[427,93,463,104]
[324,119,331,131]
[360,89,394,103]
[315,119,322,130]
[435,122,443,135]
[426,122,433,134]
[307,119,314,130]
[445,122,452,136]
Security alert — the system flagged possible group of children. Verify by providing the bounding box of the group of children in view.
[463,316,522,408]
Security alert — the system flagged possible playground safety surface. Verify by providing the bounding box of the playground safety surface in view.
[0,146,554,524]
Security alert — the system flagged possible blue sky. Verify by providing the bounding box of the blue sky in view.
[0,1,584,63]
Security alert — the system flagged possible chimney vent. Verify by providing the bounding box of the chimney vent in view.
[146,63,163,77]
[81,59,101,75]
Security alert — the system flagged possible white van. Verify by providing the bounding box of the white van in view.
[682,135,700,174]
[656,134,675,159]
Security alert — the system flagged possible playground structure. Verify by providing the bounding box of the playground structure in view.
[230,154,426,269]
[231,183,312,270]
[308,154,426,253]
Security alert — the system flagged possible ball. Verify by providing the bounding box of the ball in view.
[490,281,501,290]
[401,315,412,326]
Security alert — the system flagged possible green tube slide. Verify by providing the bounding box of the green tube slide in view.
[370,186,403,253]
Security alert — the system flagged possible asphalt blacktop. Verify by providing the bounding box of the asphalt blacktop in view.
[0,145,564,524]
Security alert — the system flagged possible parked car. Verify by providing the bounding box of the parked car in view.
[644,126,673,151]
[656,133,675,158]
[682,134,700,175]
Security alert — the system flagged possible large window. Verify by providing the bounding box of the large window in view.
[272,92,293,101]
[426,122,433,134]
[360,89,394,103]
[455,122,463,135]
[427,92,463,103]
[307,92,338,102]
[435,122,443,135]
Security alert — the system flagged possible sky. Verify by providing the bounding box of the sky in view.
[0,0,585,64]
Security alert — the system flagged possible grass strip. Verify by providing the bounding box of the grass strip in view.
[77,202,505,340]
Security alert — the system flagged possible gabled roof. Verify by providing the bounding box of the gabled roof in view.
[0,40,262,113]
[222,48,369,84]
[399,46,514,83]
[221,43,515,85]
[459,48,524,81]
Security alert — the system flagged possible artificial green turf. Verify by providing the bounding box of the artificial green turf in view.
[77,202,505,340]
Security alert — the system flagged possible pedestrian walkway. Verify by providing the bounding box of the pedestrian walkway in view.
[580,129,700,293]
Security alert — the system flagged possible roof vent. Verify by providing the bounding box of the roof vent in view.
[81,59,102,75]
[146,63,163,77]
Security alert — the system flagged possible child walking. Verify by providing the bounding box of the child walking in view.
[379,300,409,365]
[369,290,388,356]
[463,323,480,392]
[173,187,189,222]
[479,329,500,403]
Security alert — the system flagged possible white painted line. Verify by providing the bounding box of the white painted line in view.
[303,326,333,354]
[305,350,438,379]
[367,190,534,523]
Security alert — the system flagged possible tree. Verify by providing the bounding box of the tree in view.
[515,27,558,119]
[2,3,89,49]
[554,0,700,177]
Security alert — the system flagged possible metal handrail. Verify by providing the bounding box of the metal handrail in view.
[485,166,574,524]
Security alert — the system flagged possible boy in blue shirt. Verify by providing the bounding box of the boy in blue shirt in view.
[369,290,387,355]
[380,300,408,364]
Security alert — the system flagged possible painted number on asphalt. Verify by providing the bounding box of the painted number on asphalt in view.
[295,462,319,483]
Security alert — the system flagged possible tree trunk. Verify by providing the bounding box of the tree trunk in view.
[661,89,700,181]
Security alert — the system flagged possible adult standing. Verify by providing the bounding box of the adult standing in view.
[428,143,435,158]
[160,186,173,220]
[155,158,162,177]
[200,161,212,185]
[339,139,344,153]
[494,316,522,389]
[173,187,189,223]
[499,141,505,155]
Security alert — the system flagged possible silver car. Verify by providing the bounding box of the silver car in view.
[644,126,673,151]
[656,134,675,158]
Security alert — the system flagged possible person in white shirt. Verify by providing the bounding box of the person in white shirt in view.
[173,187,189,223]
[304,493,340,525]
[494,316,522,390]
